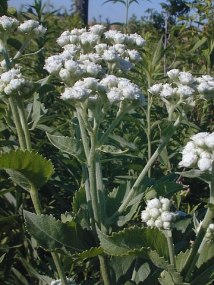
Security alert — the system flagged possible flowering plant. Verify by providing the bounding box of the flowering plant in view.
[0,15,214,285]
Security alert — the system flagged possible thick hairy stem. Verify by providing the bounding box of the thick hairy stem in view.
[146,92,152,177]
[9,97,27,150]
[16,98,32,150]
[165,230,176,267]
[99,255,112,285]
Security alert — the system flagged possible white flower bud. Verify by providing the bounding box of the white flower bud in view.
[154,219,163,229]
[167,69,180,80]
[197,158,212,171]
[89,24,106,35]
[208,224,214,232]
[163,221,171,229]
[147,198,162,209]
[191,132,209,147]
[61,86,90,101]
[147,219,155,228]
[44,55,62,74]
[205,133,214,149]
[148,83,163,95]
[160,198,171,211]
[149,208,160,219]
[141,210,150,222]
[0,16,19,31]
[59,68,71,82]
[161,211,174,222]
[178,72,195,85]
[160,84,177,98]
[177,85,195,97]
[179,151,198,168]
[57,31,71,46]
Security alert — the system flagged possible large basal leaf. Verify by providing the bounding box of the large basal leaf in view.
[98,226,169,260]
[47,133,85,162]
[0,150,54,190]
[24,210,88,253]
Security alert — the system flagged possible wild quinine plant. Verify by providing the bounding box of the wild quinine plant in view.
[1,15,214,285]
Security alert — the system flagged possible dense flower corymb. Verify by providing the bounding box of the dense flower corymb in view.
[44,25,146,107]
[179,132,214,172]
[141,197,177,230]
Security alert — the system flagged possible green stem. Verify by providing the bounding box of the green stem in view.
[110,119,180,220]
[88,133,101,228]
[16,98,32,150]
[51,252,68,285]
[165,230,176,267]
[30,184,43,215]
[182,164,214,282]
[98,107,125,146]
[9,97,27,150]
[95,154,107,232]
[76,108,90,158]
[99,255,112,285]
[13,37,31,60]
[146,92,152,178]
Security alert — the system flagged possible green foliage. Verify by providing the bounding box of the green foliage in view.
[0,150,54,191]
[24,210,89,253]
[99,226,169,260]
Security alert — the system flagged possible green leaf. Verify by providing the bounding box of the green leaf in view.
[176,169,211,183]
[75,247,103,259]
[158,269,189,285]
[24,210,88,253]
[191,262,214,285]
[47,133,85,162]
[145,179,183,200]
[0,150,54,191]
[175,250,190,272]
[110,256,136,283]
[98,226,169,260]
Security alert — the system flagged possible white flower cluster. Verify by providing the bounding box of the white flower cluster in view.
[0,16,46,37]
[148,69,214,106]
[0,68,33,96]
[205,224,214,241]
[44,25,146,106]
[179,132,214,172]
[0,16,19,32]
[51,278,76,285]
[18,19,47,35]
[141,197,177,230]
[61,75,145,105]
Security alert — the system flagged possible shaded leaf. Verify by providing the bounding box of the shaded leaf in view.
[98,226,169,260]
[47,133,85,162]
[0,150,54,191]
[24,211,87,253]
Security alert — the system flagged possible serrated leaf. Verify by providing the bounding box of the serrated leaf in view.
[98,226,169,260]
[24,210,87,253]
[158,269,189,285]
[47,133,85,162]
[75,247,103,259]
[175,250,190,272]
[176,169,211,183]
[0,150,54,190]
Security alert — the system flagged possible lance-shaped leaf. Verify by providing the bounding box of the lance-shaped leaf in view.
[47,133,85,162]
[98,226,169,260]
[0,150,54,191]
[176,169,211,183]
[24,210,88,253]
